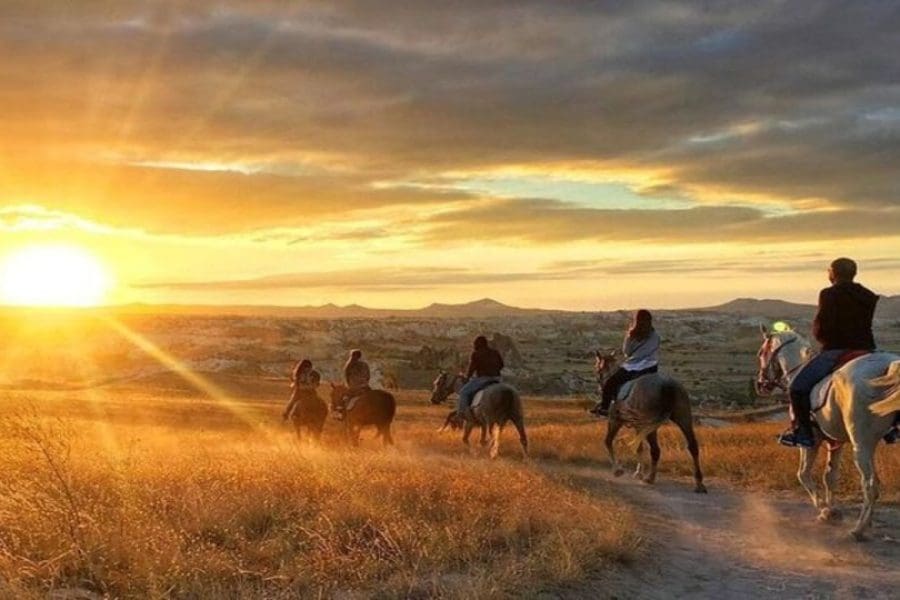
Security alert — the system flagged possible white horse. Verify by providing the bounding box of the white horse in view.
[756,325,900,539]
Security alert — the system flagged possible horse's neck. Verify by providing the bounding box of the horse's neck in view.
[779,336,811,375]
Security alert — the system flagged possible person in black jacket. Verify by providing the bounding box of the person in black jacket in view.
[457,335,504,420]
[779,258,879,448]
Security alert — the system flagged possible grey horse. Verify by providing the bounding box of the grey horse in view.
[429,372,528,459]
[757,325,900,539]
[599,357,707,493]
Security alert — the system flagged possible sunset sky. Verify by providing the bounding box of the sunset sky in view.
[1,1,898,310]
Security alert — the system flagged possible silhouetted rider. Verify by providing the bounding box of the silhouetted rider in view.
[457,335,504,420]
[779,258,878,448]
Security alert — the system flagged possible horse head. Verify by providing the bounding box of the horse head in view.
[429,371,454,405]
[594,349,620,382]
[755,324,809,397]
[329,381,348,411]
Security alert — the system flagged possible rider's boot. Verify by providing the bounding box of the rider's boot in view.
[590,402,610,418]
[778,412,815,449]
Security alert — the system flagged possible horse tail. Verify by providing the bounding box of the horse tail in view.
[871,360,900,417]
[627,379,681,450]
[501,386,521,420]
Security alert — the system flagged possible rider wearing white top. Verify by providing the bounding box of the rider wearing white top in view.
[592,309,661,417]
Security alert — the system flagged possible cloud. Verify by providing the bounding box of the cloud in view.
[135,253,900,294]
[420,198,900,244]
[0,0,897,240]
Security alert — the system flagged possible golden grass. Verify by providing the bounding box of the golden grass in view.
[1,381,897,598]
[0,387,639,599]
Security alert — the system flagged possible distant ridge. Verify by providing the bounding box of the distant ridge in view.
[95,297,549,319]
[2,295,897,320]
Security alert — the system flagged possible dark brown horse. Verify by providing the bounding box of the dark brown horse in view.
[329,383,396,447]
[286,387,328,442]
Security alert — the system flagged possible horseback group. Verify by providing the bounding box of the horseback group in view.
[281,349,396,446]
[587,257,899,536]
[278,257,899,538]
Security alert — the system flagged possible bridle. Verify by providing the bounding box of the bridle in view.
[757,336,804,394]
[430,372,461,405]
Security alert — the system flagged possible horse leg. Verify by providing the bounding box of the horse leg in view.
[488,422,502,460]
[462,421,476,455]
[294,421,303,443]
[511,414,528,459]
[797,443,822,511]
[850,442,880,541]
[643,431,661,485]
[605,419,626,477]
[674,417,706,493]
[479,422,489,447]
[819,444,844,522]
[381,425,394,447]
[633,441,645,479]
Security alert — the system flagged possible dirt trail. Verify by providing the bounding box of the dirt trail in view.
[541,464,900,599]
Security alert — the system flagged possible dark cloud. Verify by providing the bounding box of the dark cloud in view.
[0,1,897,237]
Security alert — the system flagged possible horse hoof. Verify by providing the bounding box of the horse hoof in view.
[642,476,656,485]
[817,508,843,523]
[850,530,867,543]
[694,484,708,494]
[613,468,625,478]
[632,470,643,480]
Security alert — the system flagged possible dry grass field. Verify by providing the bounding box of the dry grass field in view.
[1,374,898,599]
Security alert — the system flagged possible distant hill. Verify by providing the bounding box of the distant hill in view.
[700,298,816,319]
[700,295,900,320]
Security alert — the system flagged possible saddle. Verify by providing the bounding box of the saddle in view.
[809,350,873,413]
[470,382,503,411]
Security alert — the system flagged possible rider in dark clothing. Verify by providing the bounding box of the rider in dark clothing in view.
[779,258,879,448]
[457,336,504,419]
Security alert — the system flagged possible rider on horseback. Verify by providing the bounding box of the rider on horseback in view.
[282,359,321,421]
[336,349,371,420]
[778,258,879,448]
[591,309,661,417]
[457,335,504,422]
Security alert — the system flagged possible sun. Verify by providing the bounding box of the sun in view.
[0,245,113,307]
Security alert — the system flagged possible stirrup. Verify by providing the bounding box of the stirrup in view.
[778,427,814,449]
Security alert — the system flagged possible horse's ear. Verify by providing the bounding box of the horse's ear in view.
[595,349,602,358]
[759,323,769,338]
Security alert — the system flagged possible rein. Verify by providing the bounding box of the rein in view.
[760,337,802,390]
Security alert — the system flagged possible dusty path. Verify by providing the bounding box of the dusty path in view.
[540,464,900,599]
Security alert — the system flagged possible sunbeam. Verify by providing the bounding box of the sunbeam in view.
[101,316,287,446]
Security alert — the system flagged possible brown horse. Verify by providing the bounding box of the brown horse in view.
[286,388,328,443]
[329,383,396,447]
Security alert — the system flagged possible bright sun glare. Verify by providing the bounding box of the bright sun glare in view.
[0,245,112,307]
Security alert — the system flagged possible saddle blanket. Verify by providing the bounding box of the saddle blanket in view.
[617,380,637,402]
